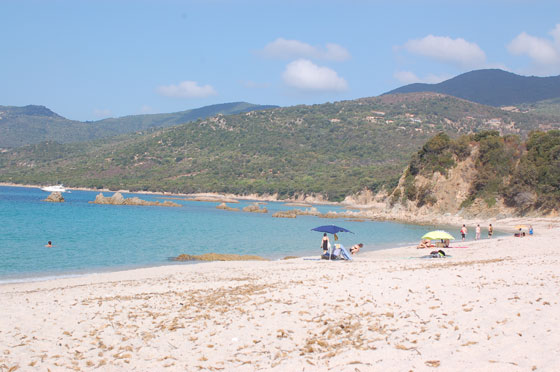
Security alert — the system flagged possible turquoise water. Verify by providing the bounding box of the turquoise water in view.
[0,186,480,282]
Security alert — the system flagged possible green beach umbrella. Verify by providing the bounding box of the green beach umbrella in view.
[421,230,455,241]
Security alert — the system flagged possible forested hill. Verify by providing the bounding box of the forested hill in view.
[385,69,560,107]
[1,93,559,201]
[388,130,560,215]
[0,102,277,148]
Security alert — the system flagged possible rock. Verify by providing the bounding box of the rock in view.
[272,210,298,218]
[90,192,181,207]
[216,203,240,211]
[242,203,268,213]
[44,191,64,202]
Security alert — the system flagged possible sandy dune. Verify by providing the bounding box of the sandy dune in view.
[1,225,559,371]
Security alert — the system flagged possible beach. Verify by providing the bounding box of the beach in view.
[1,222,559,371]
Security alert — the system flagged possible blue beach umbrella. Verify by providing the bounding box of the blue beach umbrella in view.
[311,225,353,234]
[312,225,353,260]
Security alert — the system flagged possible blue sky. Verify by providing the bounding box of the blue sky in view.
[1,0,559,121]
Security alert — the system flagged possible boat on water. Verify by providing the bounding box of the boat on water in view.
[41,184,68,193]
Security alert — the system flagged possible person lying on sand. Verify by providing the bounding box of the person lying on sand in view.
[417,239,431,249]
[430,250,446,258]
[350,243,363,255]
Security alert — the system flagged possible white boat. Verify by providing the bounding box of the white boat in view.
[41,184,68,193]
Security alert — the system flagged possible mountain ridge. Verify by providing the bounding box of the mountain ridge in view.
[385,69,560,107]
[2,92,558,201]
[0,102,278,148]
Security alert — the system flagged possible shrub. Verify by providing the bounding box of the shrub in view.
[416,184,437,208]
[390,188,401,206]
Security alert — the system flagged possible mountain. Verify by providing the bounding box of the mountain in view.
[2,93,559,201]
[0,102,277,148]
[385,69,560,107]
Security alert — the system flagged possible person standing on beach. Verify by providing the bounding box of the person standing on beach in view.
[460,225,467,241]
[488,224,493,238]
[475,224,481,240]
[321,233,330,255]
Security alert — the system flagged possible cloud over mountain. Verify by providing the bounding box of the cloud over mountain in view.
[157,81,217,99]
[261,38,350,61]
[403,35,487,68]
[508,24,560,73]
[282,59,348,92]
[393,71,451,84]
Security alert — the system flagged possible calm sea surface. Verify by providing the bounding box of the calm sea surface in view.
[0,186,486,283]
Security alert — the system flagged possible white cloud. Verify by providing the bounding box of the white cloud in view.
[261,38,350,61]
[508,24,560,69]
[157,81,217,98]
[394,71,450,85]
[282,59,348,92]
[403,35,487,68]
[93,108,112,118]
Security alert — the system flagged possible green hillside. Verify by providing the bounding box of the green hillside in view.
[518,97,560,118]
[0,102,277,148]
[1,93,558,201]
[395,130,560,213]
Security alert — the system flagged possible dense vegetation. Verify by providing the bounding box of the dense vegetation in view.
[504,130,560,211]
[386,69,560,107]
[0,102,277,148]
[1,93,559,202]
[519,97,560,118]
[399,130,560,213]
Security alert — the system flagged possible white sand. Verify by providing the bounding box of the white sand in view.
[1,224,559,371]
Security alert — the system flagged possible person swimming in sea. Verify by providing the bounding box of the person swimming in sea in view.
[45,241,52,248]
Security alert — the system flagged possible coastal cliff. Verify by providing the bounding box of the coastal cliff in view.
[343,130,560,221]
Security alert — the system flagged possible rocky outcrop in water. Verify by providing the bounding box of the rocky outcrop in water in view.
[91,192,181,207]
[44,191,64,203]
[216,203,240,211]
[242,203,268,213]
[272,210,298,218]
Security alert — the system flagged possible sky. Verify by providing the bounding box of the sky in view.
[1,0,559,121]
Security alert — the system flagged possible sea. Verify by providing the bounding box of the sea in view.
[0,186,487,283]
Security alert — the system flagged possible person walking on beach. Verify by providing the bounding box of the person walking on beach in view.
[475,224,481,240]
[460,225,467,241]
[488,224,493,238]
[321,233,330,255]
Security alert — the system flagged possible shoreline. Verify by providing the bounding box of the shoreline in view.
[0,238,441,285]
[2,182,558,232]
[1,227,558,370]
[0,223,535,286]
